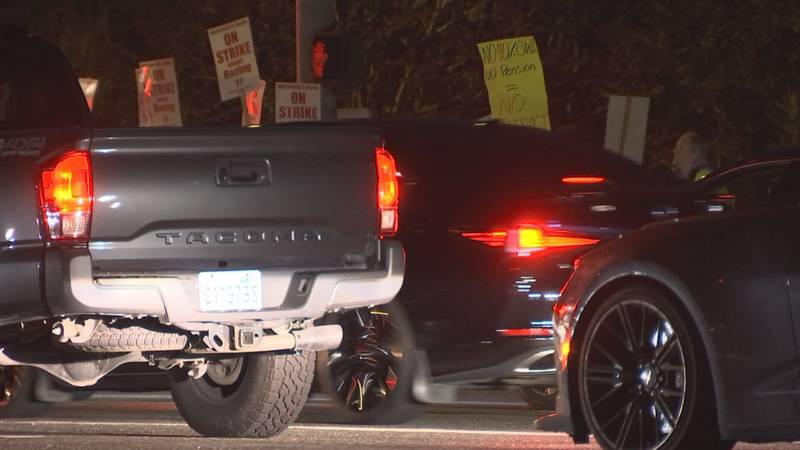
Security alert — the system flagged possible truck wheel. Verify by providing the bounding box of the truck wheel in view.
[169,351,314,437]
[0,367,49,418]
[317,301,420,424]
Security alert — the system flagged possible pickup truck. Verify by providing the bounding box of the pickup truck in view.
[0,31,404,437]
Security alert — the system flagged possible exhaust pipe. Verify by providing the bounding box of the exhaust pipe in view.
[292,324,343,352]
[237,324,343,353]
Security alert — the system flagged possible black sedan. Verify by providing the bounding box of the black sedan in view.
[536,200,800,448]
[314,119,718,423]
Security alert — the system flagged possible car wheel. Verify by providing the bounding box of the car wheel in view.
[518,386,556,411]
[0,367,49,418]
[169,351,314,437]
[577,285,732,450]
[317,301,420,424]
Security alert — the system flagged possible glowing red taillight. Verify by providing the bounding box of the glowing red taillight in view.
[511,226,599,255]
[376,147,399,237]
[461,225,599,256]
[561,176,606,184]
[39,151,93,242]
[497,328,554,338]
[460,231,507,247]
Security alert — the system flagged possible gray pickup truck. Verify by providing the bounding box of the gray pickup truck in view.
[0,31,404,437]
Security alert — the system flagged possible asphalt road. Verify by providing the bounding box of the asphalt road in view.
[0,393,798,450]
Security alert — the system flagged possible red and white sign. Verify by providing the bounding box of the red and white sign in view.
[208,17,261,102]
[78,78,99,111]
[241,80,267,126]
[136,58,182,127]
[274,82,321,124]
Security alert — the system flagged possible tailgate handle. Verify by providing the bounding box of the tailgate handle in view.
[216,160,270,186]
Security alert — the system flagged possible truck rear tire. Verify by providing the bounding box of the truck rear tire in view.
[169,351,314,437]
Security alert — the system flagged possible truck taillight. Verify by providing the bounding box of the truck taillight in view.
[376,147,399,237]
[460,225,598,256]
[39,151,93,242]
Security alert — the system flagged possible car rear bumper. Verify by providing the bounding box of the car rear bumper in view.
[430,337,557,387]
[45,241,405,329]
[533,332,586,442]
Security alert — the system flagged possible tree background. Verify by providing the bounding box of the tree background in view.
[9,0,800,168]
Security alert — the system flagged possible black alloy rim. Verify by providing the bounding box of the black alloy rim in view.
[325,307,402,413]
[581,300,687,449]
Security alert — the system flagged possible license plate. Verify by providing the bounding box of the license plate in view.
[198,270,262,312]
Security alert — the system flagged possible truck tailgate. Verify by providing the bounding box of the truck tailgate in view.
[88,126,382,273]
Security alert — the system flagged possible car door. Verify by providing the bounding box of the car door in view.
[692,160,800,422]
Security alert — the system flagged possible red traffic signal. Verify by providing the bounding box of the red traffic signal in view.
[311,38,329,80]
[311,33,365,84]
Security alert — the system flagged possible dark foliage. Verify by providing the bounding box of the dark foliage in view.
[10,0,800,167]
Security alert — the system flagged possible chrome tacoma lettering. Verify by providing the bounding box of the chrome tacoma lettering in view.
[242,231,264,243]
[215,232,237,244]
[156,230,323,245]
[156,232,181,245]
[186,232,210,245]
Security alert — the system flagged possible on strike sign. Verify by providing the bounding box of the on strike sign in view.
[136,58,182,127]
[208,17,261,102]
[274,82,321,123]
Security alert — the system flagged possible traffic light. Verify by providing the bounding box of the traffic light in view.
[311,33,365,85]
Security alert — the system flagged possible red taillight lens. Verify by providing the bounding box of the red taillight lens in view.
[460,231,507,247]
[39,151,93,242]
[513,226,599,255]
[376,147,399,237]
[497,327,554,338]
[561,176,606,184]
[460,225,599,256]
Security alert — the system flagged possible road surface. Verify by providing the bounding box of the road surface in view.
[0,392,797,449]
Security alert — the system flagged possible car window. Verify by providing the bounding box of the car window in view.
[388,124,670,190]
[0,42,86,130]
[698,163,798,210]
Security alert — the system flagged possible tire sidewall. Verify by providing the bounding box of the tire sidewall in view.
[170,351,314,437]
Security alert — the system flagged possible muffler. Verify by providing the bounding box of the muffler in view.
[233,324,343,353]
[291,324,343,351]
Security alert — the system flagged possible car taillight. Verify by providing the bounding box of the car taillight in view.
[461,225,598,256]
[510,226,599,256]
[376,147,399,237]
[497,327,554,338]
[561,176,606,184]
[459,231,507,247]
[39,151,93,242]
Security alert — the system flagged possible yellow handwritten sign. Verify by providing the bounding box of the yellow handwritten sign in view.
[477,36,550,129]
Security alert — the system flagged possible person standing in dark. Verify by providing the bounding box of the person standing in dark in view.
[671,131,714,182]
